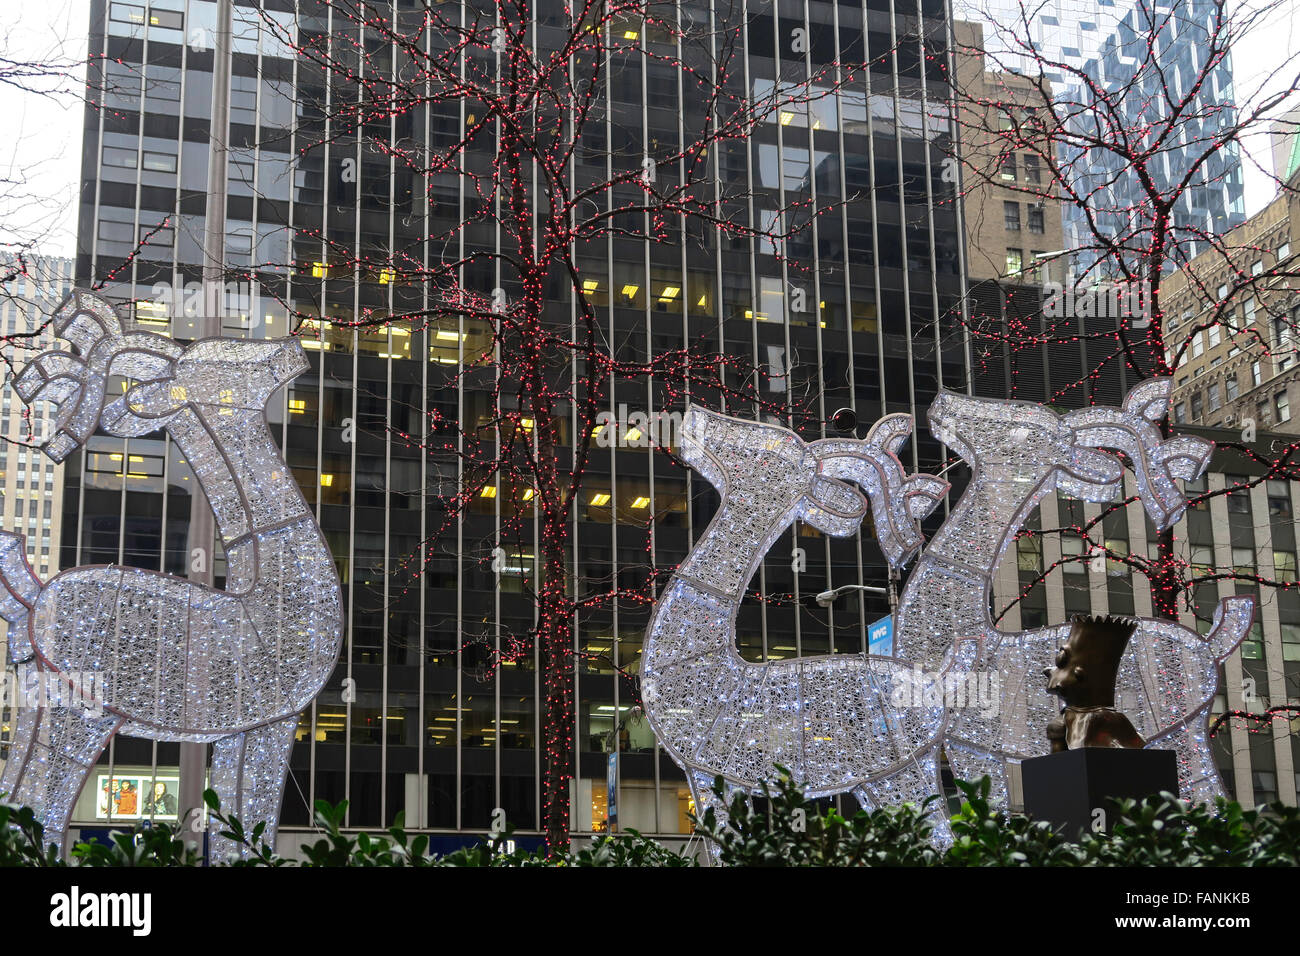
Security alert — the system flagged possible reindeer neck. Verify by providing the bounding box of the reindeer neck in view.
[643,492,796,672]
[673,495,794,602]
[166,406,312,545]
[924,458,1057,576]
[894,457,1058,668]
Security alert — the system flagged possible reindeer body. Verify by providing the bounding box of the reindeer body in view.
[641,407,949,835]
[0,293,342,857]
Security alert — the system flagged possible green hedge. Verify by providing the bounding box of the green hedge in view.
[1,772,1296,866]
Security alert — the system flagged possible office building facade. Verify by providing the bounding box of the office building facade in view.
[1163,174,1300,436]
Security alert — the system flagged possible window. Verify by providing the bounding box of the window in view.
[138,223,174,248]
[1005,248,1023,275]
[102,145,138,168]
[148,9,183,30]
[1190,392,1203,419]
[1267,480,1292,517]
[1004,202,1021,231]
[1209,324,1221,349]
[1029,251,1050,283]
[1252,360,1262,386]
[1028,207,1044,233]
[1061,536,1085,573]
[141,150,177,173]
[1016,534,1042,572]
[1277,390,1291,423]
[999,153,1016,182]
[1207,383,1221,412]
[1173,401,1187,423]
[1253,770,1278,804]
[1274,551,1297,583]
[1284,624,1300,662]
[1191,333,1204,358]
[1023,155,1041,183]
[1232,547,1255,574]
[225,231,253,258]
[109,2,144,24]
[1217,283,1229,300]
[1190,545,1213,575]
[1226,375,1239,401]
[1280,241,1291,261]
[96,218,133,243]
[1225,475,1249,512]
[1272,315,1291,353]
[1104,538,1128,575]
[144,78,180,102]
[1252,260,1264,276]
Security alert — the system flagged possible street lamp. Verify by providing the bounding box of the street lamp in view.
[815,583,894,611]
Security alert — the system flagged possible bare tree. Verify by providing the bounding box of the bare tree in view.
[944,0,1300,747]
[233,0,873,850]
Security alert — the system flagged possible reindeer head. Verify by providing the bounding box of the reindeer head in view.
[13,290,307,459]
[1062,379,1212,530]
[678,406,947,568]
[119,337,309,430]
[928,382,1210,531]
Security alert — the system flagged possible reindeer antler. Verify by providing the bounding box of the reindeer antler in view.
[12,291,184,460]
[1063,378,1213,531]
[13,352,104,462]
[813,413,948,567]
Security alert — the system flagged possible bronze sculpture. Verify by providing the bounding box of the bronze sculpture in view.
[1044,616,1146,751]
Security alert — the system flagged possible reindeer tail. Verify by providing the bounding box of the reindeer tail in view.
[0,532,41,627]
[1206,596,1255,662]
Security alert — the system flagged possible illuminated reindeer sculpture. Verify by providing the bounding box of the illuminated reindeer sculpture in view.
[640,407,949,837]
[907,382,1253,808]
[0,291,343,857]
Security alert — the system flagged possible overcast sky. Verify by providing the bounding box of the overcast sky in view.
[0,0,1295,259]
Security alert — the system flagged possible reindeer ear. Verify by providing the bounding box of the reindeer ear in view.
[904,475,948,519]
[1160,434,1213,482]
[803,475,869,537]
[866,413,914,457]
[1123,378,1173,423]
[53,291,122,355]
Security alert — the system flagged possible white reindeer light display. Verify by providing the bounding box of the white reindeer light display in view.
[647,381,1253,857]
[920,382,1253,807]
[0,291,343,857]
[639,407,949,835]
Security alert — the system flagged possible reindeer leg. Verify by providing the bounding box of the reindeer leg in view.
[0,698,39,799]
[859,749,952,847]
[3,697,119,857]
[1150,723,1226,806]
[208,715,298,862]
[944,740,1012,810]
[688,770,744,866]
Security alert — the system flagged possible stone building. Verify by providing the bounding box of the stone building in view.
[1163,174,1299,435]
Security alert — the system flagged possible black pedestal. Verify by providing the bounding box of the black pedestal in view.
[1021,748,1179,837]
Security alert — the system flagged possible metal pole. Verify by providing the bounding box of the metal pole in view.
[181,0,233,857]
